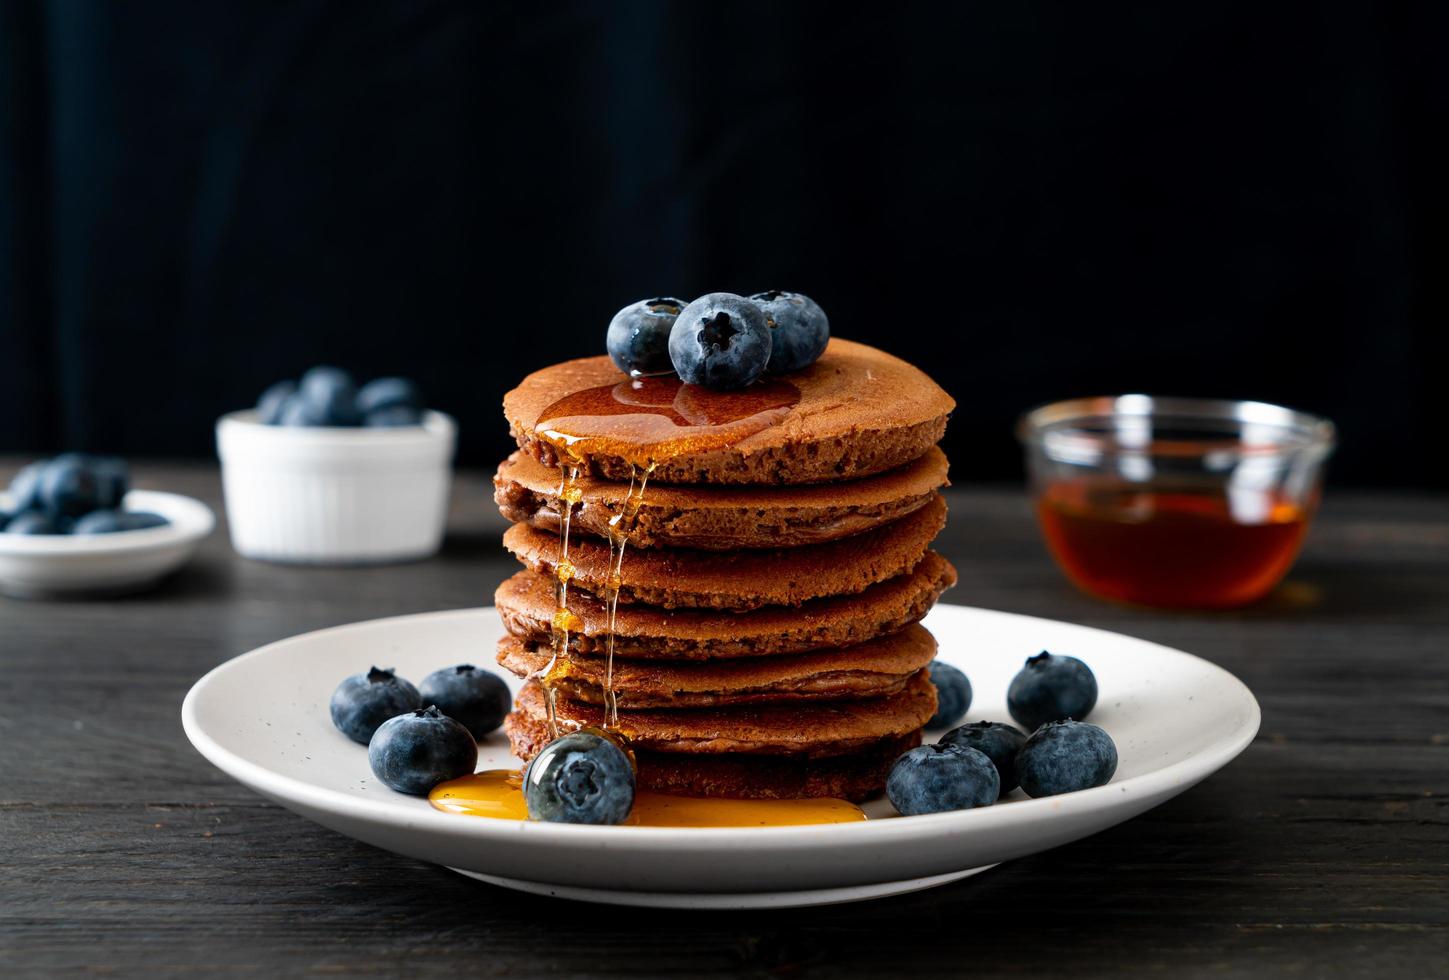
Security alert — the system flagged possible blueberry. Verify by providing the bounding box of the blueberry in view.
[940,721,1028,794]
[329,666,423,744]
[364,406,425,428]
[256,380,298,425]
[523,729,635,824]
[887,743,1000,816]
[419,664,511,739]
[357,377,424,415]
[1007,652,1099,731]
[667,293,772,390]
[299,366,361,426]
[367,705,478,795]
[926,661,972,729]
[750,290,829,374]
[1016,720,1118,798]
[38,456,103,518]
[276,394,329,427]
[4,511,71,534]
[89,456,130,509]
[607,297,687,376]
[7,461,47,512]
[0,508,10,531]
[74,510,169,534]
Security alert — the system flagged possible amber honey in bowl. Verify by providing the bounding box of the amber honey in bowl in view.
[1036,480,1313,608]
[1019,396,1335,610]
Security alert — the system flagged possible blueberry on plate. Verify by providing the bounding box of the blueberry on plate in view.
[750,290,829,374]
[940,721,1028,794]
[367,705,478,795]
[607,297,687,377]
[419,664,511,739]
[299,366,361,426]
[256,380,298,425]
[357,377,424,415]
[887,742,1000,816]
[364,405,425,428]
[1007,651,1099,732]
[523,729,636,824]
[0,507,10,531]
[1016,720,1118,798]
[668,293,773,390]
[926,661,972,730]
[38,456,103,518]
[330,667,423,744]
[4,511,71,534]
[7,461,47,512]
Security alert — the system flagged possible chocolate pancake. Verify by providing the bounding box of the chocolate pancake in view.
[494,446,949,551]
[497,623,937,708]
[504,494,945,611]
[505,338,955,485]
[507,671,935,758]
[495,551,957,659]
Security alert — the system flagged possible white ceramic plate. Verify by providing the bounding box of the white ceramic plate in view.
[0,490,216,599]
[182,605,1259,908]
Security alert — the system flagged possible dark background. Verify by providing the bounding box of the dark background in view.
[1,1,1444,487]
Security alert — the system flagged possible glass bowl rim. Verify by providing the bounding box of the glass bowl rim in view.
[1016,394,1336,460]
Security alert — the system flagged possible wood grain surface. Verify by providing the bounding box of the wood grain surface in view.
[2,462,1446,978]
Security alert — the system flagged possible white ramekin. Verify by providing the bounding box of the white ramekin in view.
[216,410,456,565]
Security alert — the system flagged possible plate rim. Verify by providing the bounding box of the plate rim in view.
[182,603,1261,850]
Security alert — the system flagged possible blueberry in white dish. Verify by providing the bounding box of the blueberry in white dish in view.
[750,290,829,374]
[607,297,687,377]
[89,455,131,510]
[367,705,478,795]
[277,395,329,427]
[0,507,10,531]
[298,366,362,427]
[7,461,47,512]
[668,292,773,390]
[887,742,1000,816]
[940,721,1027,794]
[73,510,169,534]
[330,666,423,744]
[3,511,71,535]
[925,661,972,729]
[419,664,511,739]
[1007,651,1098,732]
[256,380,298,425]
[357,377,424,415]
[523,730,636,825]
[1016,720,1118,798]
[364,405,425,428]
[39,454,103,518]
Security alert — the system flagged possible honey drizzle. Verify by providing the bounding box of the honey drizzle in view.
[601,462,655,728]
[540,459,584,739]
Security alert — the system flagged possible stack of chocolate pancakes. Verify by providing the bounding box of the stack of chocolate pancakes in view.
[493,339,957,801]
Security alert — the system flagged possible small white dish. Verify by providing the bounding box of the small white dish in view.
[216,410,456,565]
[183,604,1260,908]
[0,490,215,598]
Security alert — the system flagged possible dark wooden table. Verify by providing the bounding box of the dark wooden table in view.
[3,461,1446,978]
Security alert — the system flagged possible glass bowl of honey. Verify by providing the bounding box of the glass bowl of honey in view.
[1018,395,1335,609]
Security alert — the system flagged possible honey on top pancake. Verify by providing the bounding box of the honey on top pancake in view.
[503,494,945,611]
[494,446,948,551]
[495,551,957,660]
[504,338,955,485]
[508,671,936,758]
[497,623,937,709]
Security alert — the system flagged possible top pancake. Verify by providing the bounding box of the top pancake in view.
[504,338,955,485]
[494,446,949,550]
